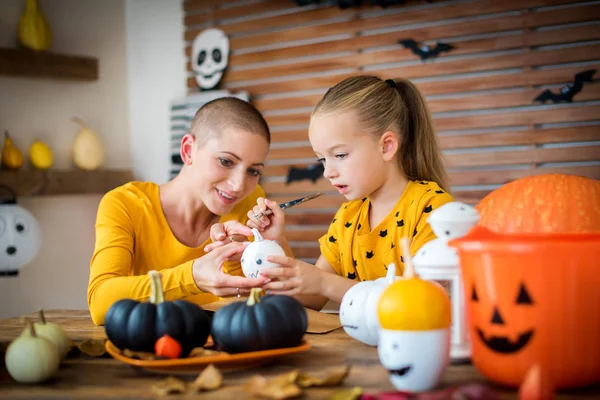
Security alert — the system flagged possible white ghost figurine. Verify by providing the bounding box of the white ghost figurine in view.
[191,28,229,90]
[241,228,286,279]
[0,197,42,276]
[378,329,450,392]
[339,263,398,346]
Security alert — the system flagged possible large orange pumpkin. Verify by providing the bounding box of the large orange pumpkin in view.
[476,174,600,233]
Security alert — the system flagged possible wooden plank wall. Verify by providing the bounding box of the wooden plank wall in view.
[183,0,600,261]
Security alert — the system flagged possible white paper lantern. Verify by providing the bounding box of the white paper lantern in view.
[0,188,42,277]
[412,201,479,361]
[241,228,286,279]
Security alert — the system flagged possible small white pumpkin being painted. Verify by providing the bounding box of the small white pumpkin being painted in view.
[339,263,398,346]
[241,228,286,279]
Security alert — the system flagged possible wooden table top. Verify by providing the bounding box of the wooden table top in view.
[0,310,598,399]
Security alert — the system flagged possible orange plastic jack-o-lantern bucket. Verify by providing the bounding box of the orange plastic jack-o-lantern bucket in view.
[449,226,600,389]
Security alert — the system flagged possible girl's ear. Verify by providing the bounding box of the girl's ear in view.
[180,134,195,165]
[380,131,399,161]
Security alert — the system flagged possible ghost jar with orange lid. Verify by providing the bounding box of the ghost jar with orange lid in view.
[377,237,452,393]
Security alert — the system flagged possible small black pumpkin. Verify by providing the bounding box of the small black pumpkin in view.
[104,270,211,357]
[211,288,308,353]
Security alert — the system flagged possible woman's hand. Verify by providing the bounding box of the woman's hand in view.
[247,197,285,241]
[204,220,254,254]
[259,255,325,296]
[193,241,269,297]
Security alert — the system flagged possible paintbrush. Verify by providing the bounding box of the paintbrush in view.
[252,192,324,220]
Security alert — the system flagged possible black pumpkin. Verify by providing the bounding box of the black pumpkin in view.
[211,288,308,353]
[104,270,211,357]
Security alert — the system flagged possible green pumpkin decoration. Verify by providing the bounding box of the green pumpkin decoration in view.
[104,270,211,357]
[211,288,308,354]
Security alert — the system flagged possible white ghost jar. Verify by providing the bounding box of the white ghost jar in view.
[339,263,398,346]
[191,28,229,90]
[0,189,42,277]
[241,229,286,279]
[377,239,452,392]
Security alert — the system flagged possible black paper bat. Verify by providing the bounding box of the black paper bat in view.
[533,69,596,104]
[399,39,453,61]
[286,163,324,185]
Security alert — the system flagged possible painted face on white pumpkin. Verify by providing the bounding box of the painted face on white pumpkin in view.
[339,282,372,342]
[241,229,286,279]
[378,329,451,392]
[192,28,229,90]
[0,204,42,276]
[340,263,398,346]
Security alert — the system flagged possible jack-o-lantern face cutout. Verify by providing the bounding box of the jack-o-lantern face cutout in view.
[472,282,534,354]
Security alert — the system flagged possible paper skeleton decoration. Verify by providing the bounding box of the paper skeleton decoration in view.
[191,28,230,91]
[0,187,42,276]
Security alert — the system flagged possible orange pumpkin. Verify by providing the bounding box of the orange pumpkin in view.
[476,174,600,234]
[378,239,451,331]
[450,226,600,389]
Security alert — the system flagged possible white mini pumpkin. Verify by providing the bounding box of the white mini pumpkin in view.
[339,263,398,346]
[241,228,286,279]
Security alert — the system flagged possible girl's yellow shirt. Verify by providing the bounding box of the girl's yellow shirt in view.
[318,180,454,281]
[87,181,264,325]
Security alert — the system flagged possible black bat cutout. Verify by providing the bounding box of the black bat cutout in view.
[399,39,454,61]
[533,69,596,104]
[286,163,325,185]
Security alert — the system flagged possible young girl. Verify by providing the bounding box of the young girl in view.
[246,75,454,310]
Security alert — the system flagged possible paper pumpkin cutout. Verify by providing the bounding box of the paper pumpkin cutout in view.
[191,28,229,90]
[0,190,42,276]
[241,228,286,279]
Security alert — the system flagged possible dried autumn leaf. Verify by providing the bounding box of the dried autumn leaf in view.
[328,386,362,400]
[77,339,106,357]
[123,348,157,360]
[272,370,299,387]
[190,364,223,392]
[245,371,302,400]
[297,365,351,387]
[151,376,186,397]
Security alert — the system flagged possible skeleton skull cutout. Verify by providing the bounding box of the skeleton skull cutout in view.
[0,195,42,276]
[192,28,229,90]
